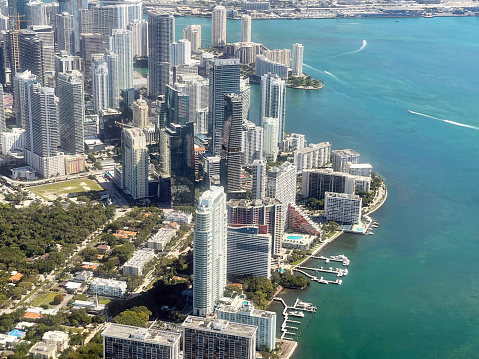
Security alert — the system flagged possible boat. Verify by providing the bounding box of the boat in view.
[288,311,305,318]
[423,14,434,18]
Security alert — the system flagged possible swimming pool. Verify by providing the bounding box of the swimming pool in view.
[287,235,303,240]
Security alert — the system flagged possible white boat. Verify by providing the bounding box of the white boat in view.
[289,311,305,318]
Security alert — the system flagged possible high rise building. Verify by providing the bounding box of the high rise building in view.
[208,58,240,156]
[240,76,250,122]
[216,298,276,350]
[301,168,371,200]
[292,43,304,75]
[266,161,297,208]
[127,18,148,57]
[347,163,372,178]
[55,12,75,55]
[0,128,26,156]
[211,5,226,48]
[174,75,209,125]
[241,120,263,166]
[227,198,283,255]
[109,29,133,91]
[282,132,305,152]
[193,186,227,316]
[27,0,47,27]
[8,0,29,29]
[132,98,148,128]
[220,93,243,194]
[165,85,189,126]
[262,117,278,162]
[241,14,251,43]
[255,55,288,80]
[332,149,360,173]
[13,70,38,127]
[91,59,109,113]
[260,72,286,145]
[104,51,120,109]
[293,142,331,171]
[182,316,257,359]
[324,192,362,224]
[102,323,181,359]
[169,39,191,67]
[226,226,271,279]
[148,10,174,97]
[182,24,201,53]
[252,159,266,200]
[56,71,84,154]
[0,84,5,133]
[121,127,149,199]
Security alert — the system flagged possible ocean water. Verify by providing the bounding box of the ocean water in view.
[174,16,479,358]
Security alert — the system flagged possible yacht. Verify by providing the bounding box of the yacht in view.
[289,311,305,318]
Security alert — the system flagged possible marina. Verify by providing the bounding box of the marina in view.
[310,254,351,266]
[273,297,318,340]
[296,265,348,277]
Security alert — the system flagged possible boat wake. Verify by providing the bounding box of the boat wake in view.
[332,40,367,57]
[408,110,479,131]
[303,63,322,74]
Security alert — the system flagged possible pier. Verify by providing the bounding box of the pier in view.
[296,265,348,277]
[310,254,350,266]
[293,268,343,285]
[273,297,318,340]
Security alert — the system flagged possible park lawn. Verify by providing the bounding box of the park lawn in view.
[98,298,111,305]
[29,178,104,201]
[30,291,58,307]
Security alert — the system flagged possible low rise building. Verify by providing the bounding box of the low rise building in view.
[102,323,181,359]
[283,133,305,152]
[145,228,177,251]
[182,316,257,359]
[324,192,362,224]
[282,233,316,250]
[164,211,193,224]
[216,297,276,350]
[347,162,373,178]
[42,331,69,352]
[122,248,156,276]
[90,278,127,297]
[28,342,57,359]
[332,149,360,173]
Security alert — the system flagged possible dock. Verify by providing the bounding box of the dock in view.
[273,297,318,340]
[293,268,343,285]
[310,254,350,266]
[296,265,348,277]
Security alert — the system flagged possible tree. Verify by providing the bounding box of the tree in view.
[52,294,64,305]
[112,306,151,327]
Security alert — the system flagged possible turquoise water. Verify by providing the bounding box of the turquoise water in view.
[288,235,304,240]
[173,16,479,358]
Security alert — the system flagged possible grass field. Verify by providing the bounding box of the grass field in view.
[29,178,104,201]
[30,291,58,307]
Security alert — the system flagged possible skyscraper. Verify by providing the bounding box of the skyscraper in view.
[27,0,47,27]
[24,86,65,178]
[260,72,286,146]
[55,12,75,55]
[104,51,119,108]
[193,186,227,316]
[122,127,149,199]
[30,25,55,77]
[241,14,251,43]
[164,85,189,127]
[220,93,243,194]
[127,19,148,57]
[211,5,226,48]
[0,84,5,132]
[241,120,263,166]
[13,70,38,127]
[92,59,109,113]
[18,29,45,84]
[240,76,250,122]
[8,0,29,29]
[148,10,174,97]
[292,42,304,75]
[79,33,107,80]
[57,71,84,154]
[109,29,133,91]
[208,58,240,156]
[182,24,201,53]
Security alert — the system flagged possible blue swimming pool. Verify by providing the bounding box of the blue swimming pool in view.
[287,235,303,240]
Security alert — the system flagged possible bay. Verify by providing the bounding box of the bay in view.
[174,16,479,358]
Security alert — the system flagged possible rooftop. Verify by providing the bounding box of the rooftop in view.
[102,323,180,346]
[182,316,257,338]
[325,192,361,200]
[332,149,360,156]
[217,297,275,319]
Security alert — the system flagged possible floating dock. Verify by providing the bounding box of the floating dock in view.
[310,254,350,266]
[296,265,348,277]
[273,297,318,340]
[293,268,343,285]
